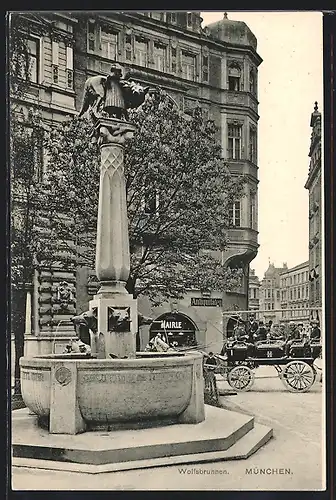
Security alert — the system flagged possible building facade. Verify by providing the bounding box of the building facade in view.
[11,11,262,355]
[304,102,322,321]
[259,262,288,324]
[279,261,310,324]
[248,268,260,311]
[11,13,80,356]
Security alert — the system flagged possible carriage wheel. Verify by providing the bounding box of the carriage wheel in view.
[227,366,255,392]
[282,361,315,393]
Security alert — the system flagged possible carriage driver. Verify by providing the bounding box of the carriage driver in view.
[285,321,301,355]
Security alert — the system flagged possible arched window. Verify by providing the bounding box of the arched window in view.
[228,62,241,91]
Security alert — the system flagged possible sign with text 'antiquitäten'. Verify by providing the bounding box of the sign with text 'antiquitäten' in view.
[191,297,223,307]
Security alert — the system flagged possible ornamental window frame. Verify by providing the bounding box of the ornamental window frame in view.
[228,61,242,91]
[153,42,166,72]
[100,25,118,61]
[134,35,149,67]
[181,50,196,81]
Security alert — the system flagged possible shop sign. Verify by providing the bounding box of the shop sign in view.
[191,297,223,307]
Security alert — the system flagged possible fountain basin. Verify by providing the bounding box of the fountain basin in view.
[19,352,205,434]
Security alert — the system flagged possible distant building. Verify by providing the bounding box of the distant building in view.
[279,261,310,324]
[248,268,260,311]
[259,262,288,324]
[304,102,322,321]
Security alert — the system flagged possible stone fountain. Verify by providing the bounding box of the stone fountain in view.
[15,65,272,472]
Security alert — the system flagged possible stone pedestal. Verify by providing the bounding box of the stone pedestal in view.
[49,361,86,434]
[89,294,138,359]
[91,118,137,359]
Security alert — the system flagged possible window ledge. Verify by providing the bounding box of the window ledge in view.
[44,83,76,96]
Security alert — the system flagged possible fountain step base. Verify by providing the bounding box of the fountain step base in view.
[12,406,273,473]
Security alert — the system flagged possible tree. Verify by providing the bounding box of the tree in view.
[10,110,48,394]
[43,90,246,305]
[9,13,53,394]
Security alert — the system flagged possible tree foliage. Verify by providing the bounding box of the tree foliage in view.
[43,90,246,304]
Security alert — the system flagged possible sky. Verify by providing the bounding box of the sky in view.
[201,11,323,280]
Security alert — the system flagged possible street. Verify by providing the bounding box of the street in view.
[11,366,325,491]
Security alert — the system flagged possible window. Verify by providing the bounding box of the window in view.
[125,35,132,60]
[298,288,301,299]
[271,303,274,310]
[228,63,241,91]
[250,192,256,229]
[182,51,195,81]
[267,289,271,299]
[290,290,293,300]
[66,45,73,89]
[229,201,241,227]
[187,12,192,27]
[135,38,148,66]
[171,13,177,24]
[202,55,209,82]
[171,47,177,73]
[150,12,163,21]
[101,27,117,60]
[22,38,38,83]
[52,40,59,84]
[249,68,256,94]
[12,125,44,182]
[306,285,309,298]
[249,127,257,163]
[88,21,96,51]
[154,43,166,72]
[227,124,242,160]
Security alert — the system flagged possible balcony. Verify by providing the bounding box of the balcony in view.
[222,91,258,115]
[227,227,258,247]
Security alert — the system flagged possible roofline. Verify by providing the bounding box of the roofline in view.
[280,261,309,274]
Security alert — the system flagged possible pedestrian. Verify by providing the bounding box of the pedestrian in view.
[234,317,248,341]
[254,320,267,343]
[310,320,321,342]
[205,352,217,367]
[247,314,259,342]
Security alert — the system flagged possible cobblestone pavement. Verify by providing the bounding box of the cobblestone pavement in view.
[11,366,325,491]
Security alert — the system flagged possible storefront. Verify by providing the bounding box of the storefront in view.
[149,312,197,348]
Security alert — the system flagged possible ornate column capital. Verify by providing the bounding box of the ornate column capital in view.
[93,117,137,147]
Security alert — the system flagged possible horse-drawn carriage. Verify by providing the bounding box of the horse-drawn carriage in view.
[212,336,322,393]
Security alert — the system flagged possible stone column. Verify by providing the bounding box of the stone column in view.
[89,118,138,359]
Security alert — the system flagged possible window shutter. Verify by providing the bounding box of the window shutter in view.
[66,46,73,70]
[52,41,59,66]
